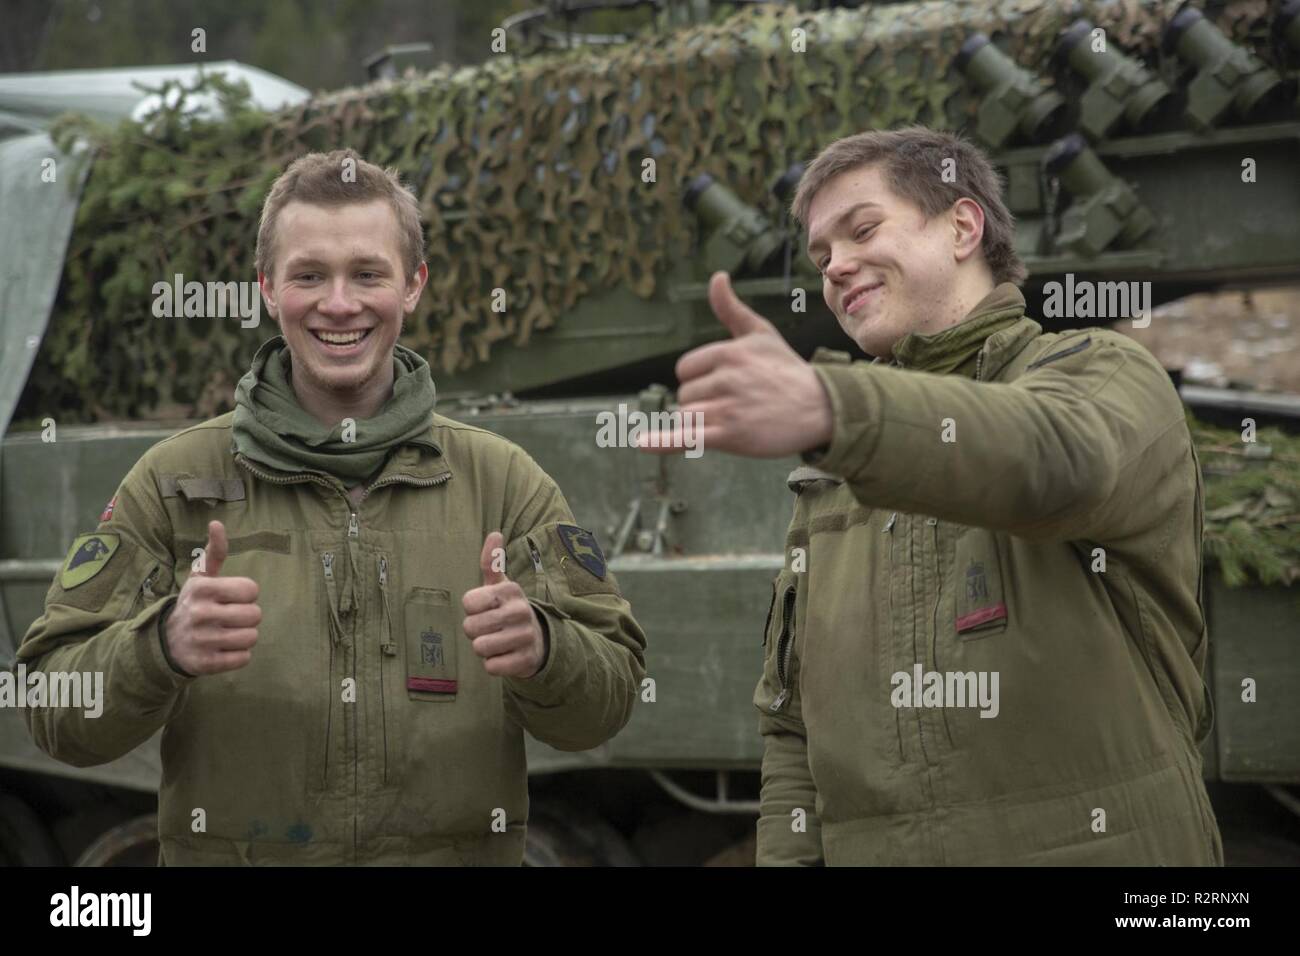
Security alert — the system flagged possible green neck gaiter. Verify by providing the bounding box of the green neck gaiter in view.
[232,335,439,484]
[891,283,1026,376]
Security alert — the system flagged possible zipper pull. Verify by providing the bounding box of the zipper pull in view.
[528,538,544,574]
[884,512,897,533]
[321,553,343,646]
[770,689,789,711]
[378,555,397,656]
[348,513,359,538]
[142,569,156,602]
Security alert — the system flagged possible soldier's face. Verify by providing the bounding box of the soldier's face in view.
[806,164,964,359]
[259,200,426,399]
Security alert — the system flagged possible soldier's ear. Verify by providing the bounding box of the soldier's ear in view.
[258,272,279,321]
[950,198,985,263]
[404,262,428,313]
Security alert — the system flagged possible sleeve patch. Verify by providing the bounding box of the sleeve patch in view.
[60,533,121,589]
[555,524,607,580]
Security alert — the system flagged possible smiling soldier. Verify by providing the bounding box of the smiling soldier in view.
[18,149,647,865]
[642,125,1221,866]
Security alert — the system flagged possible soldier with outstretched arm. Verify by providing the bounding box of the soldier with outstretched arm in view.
[18,149,647,865]
[642,125,1221,866]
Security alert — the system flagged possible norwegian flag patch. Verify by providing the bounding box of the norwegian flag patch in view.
[99,495,117,523]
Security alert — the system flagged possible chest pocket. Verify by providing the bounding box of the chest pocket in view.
[953,530,1009,639]
[404,587,459,701]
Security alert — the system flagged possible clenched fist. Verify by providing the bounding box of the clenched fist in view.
[162,520,262,676]
[461,532,547,679]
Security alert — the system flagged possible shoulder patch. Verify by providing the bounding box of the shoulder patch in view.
[99,495,117,522]
[60,533,121,589]
[555,524,607,580]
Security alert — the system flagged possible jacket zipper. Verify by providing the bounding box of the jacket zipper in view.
[378,554,395,785]
[927,518,941,673]
[905,515,933,766]
[928,519,953,747]
[129,565,159,619]
[359,471,453,503]
[770,585,797,711]
[883,513,904,759]
[378,555,396,656]
[343,512,359,619]
[526,535,551,602]
[235,453,341,496]
[321,554,347,646]
[319,552,347,789]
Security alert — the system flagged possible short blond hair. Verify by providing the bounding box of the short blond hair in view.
[255,148,424,280]
[791,125,1026,286]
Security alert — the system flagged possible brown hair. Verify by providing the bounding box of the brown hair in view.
[790,125,1026,286]
[255,148,425,280]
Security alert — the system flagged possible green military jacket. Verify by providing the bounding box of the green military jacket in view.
[754,283,1222,866]
[19,411,647,865]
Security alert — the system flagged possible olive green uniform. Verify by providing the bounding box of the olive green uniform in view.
[755,284,1221,866]
[19,412,647,864]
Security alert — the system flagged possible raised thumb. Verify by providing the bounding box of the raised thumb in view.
[202,520,228,577]
[480,531,507,585]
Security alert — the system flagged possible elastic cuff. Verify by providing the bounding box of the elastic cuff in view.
[158,602,197,678]
[506,600,572,703]
[807,363,881,479]
[133,595,196,690]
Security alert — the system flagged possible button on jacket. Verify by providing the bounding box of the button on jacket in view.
[20,412,648,865]
[754,283,1221,866]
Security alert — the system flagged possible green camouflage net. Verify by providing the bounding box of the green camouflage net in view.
[1191,414,1300,588]
[18,0,1277,425]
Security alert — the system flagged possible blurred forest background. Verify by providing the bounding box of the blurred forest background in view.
[1,0,674,90]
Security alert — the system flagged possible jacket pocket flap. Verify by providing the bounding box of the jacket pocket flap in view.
[159,476,247,502]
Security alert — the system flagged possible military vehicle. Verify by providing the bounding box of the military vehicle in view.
[2,0,1299,865]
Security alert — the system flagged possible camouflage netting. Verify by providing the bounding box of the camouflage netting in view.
[1190,415,1300,588]
[17,0,1279,426]
[14,0,1296,585]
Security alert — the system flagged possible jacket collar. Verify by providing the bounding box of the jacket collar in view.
[889,283,1040,379]
[373,439,452,485]
[232,420,451,490]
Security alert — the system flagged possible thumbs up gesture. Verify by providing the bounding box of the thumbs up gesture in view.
[162,520,262,676]
[636,271,833,458]
[461,532,547,679]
